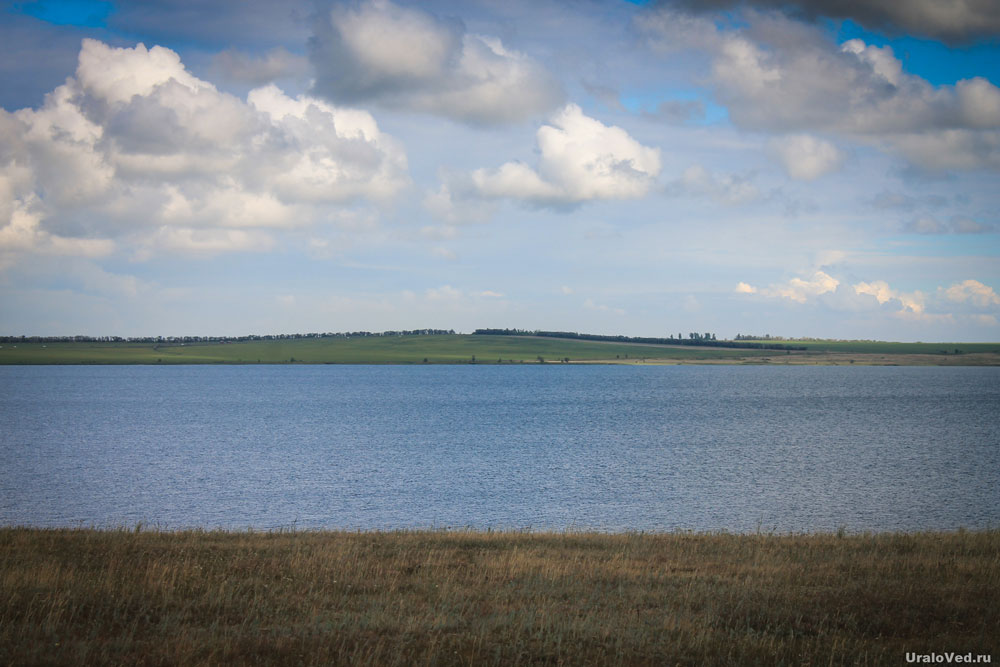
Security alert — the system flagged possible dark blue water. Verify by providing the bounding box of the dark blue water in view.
[1,365,997,532]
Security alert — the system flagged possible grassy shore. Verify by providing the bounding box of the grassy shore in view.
[1,528,996,665]
[1,334,998,365]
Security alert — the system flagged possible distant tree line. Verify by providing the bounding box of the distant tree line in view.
[473,329,806,351]
[0,329,456,345]
[734,333,779,340]
[3,328,809,351]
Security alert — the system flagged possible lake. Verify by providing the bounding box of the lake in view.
[1,364,997,533]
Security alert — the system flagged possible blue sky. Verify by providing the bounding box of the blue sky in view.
[0,0,998,340]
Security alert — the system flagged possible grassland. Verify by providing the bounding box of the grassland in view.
[1,334,998,365]
[1,528,996,666]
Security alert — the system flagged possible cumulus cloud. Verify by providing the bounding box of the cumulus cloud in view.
[854,280,925,314]
[657,0,1000,45]
[639,9,1000,171]
[943,279,1000,308]
[768,134,844,180]
[0,39,409,261]
[738,273,1000,323]
[774,271,840,302]
[468,104,661,206]
[309,0,564,125]
[0,195,115,258]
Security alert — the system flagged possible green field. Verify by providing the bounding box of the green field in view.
[743,339,1000,355]
[0,334,998,365]
[1,527,995,666]
[0,335,775,365]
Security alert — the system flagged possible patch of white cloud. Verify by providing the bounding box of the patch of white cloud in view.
[639,9,1000,172]
[854,280,925,314]
[468,104,662,206]
[943,279,1000,308]
[425,284,463,301]
[309,0,564,125]
[738,273,1000,324]
[775,271,840,303]
[0,195,115,258]
[137,227,275,259]
[0,39,409,262]
[768,134,845,181]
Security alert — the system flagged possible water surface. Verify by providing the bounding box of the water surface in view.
[1,364,997,532]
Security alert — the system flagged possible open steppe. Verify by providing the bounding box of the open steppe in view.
[1,528,996,665]
[1,334,998,365]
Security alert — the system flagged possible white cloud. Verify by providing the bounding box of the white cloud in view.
[309,0,564,125]
[738,273,1000,324]
[854,280,925,314]
[425,284,462,300]
[139,227,275,257]
[0,39,409,261]
[469,104,661,206]
[246,84,409,203]
[774,271,840,303]
[641,9,1000,171]
[768,134,844,181]
[0,195,115,258]
[943,279,1000,308]
[737,271,845,304]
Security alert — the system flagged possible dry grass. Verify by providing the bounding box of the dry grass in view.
[1,528,997,665]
